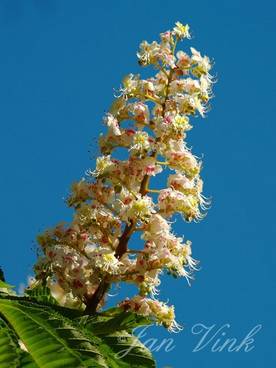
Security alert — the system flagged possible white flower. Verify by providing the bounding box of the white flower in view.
[158,188,202,221]
[137,41,160,66]
[182,240,198,271]
[130,131,152,153]
[143,214,171,241]
[173,22,191,40]
[166,149,200,178]
[122,73,140,95]
[183,78,201,94]
[103,113,121,136]
[190,47,212,75]
[176,50,191,69]
[119,296,182,332]
[138,157,163,176]
[121,194,155,223]
[168,173,194,191]
[193,95,207,117]
[129,102,150,124]
[87,247,121,273]
[92,155,114,177]
[172,114,191,132]
[200,75,212,96]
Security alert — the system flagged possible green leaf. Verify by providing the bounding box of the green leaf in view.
[19,351,39,368]
[98,331,156,368]
[25,283,58,305]
[80,307,151,336]
[81,309,155,368]
[0,297,108,368]
[1,294,82,319]
[0,315,39,367]
[0,296,156,368]
[0,317,20,368]
[0,280,15,295]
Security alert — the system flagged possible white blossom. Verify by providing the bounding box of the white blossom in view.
[34,21,214,332]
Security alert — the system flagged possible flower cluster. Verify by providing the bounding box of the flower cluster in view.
[34,22,214,332]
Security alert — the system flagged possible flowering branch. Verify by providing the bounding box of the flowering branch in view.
[34,21,214,331]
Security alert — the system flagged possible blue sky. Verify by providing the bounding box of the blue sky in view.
[0,1,275,367]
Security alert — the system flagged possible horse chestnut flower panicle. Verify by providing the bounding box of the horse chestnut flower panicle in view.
[34,21,214,332]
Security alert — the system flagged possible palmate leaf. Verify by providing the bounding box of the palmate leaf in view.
[24,283,58,305]
[0,297,107,368]
[80,309,155,368]
[1,294,83,320]
[96,331,156,368]
[0,317,20,368]
[79,307,152,336]
[19,351,39,368]
[0,296,156,368]
[0,280,15,296]
[0,317,38,367]
[0,281,14,290]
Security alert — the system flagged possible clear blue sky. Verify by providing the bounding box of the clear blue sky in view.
[0,1,275,367]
